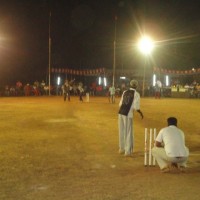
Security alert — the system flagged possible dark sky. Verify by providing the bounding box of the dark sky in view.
[0,0,200,85]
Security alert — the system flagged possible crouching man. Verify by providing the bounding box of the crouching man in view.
[152,117,189,173]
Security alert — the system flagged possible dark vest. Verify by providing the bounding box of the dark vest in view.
[118,89,135,116]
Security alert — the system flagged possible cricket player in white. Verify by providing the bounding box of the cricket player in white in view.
[109,85,116,103]
[152,117,189,172]
[118,80,143,156]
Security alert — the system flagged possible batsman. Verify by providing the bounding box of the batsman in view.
[118,80,144,156]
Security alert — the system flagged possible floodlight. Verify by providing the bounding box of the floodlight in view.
[138,36,154,55]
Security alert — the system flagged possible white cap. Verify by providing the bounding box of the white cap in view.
[130,80,138,88]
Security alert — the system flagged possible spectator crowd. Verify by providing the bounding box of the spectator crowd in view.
[0,78,199,99]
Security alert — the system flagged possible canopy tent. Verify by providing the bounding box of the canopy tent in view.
[153,67,200,75]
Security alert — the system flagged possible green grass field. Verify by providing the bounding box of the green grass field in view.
[0,96,199,200]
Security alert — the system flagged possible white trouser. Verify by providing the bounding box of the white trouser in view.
[118,114,133,155]
[152,147,189,169]
[110,95,115,103]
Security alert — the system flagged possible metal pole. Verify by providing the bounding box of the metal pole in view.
[142,58,146,97]
[112,16,117,87]
[48,11,51,96]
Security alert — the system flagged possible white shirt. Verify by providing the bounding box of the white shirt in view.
[156,125,189,157]
[119,88,140,118]
[109,86,115,95]
[78,86,84,93]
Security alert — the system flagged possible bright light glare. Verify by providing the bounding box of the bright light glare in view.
[104,77,107,86]
[153,74,156,86]
[166,75,169,86]
[57,77,61,85]
[120,76,126,79]
[138,36,154,55]
[98,77,102,85]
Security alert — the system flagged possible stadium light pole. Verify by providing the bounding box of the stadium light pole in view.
[112,16,117,87]
[48,11,51,96]
[138,36,154,97]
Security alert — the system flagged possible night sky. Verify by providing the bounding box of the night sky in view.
[0,0,200,85]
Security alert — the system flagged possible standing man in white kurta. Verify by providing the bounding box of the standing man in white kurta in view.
[152,117,189,173]
[118,80,143,156]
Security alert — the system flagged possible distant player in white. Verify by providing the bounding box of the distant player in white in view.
[155,80,162,99]
[78,82,84,102]
[109,85,116,103]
